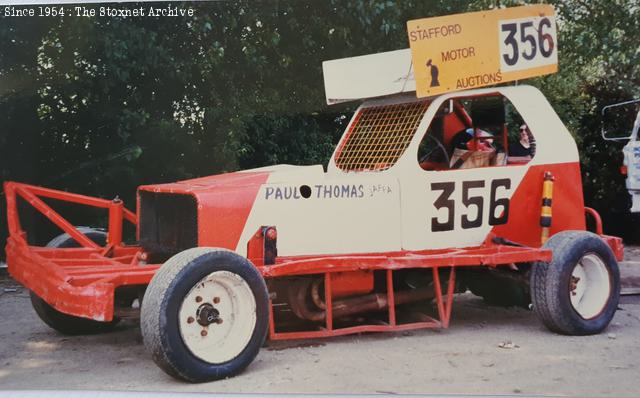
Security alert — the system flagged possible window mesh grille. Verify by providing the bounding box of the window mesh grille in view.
[334,100,429,171]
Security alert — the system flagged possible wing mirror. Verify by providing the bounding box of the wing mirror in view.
[601,99,640,141]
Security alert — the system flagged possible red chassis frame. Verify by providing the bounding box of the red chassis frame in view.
[4,182,623,338]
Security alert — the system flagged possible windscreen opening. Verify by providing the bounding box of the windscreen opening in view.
[334,100,430,172]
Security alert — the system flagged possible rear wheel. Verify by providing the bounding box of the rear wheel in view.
[30,292,119,335]
[30,227,120,335]
[530,231,620,335]
[141,248,268,382]
[45,227,108,248]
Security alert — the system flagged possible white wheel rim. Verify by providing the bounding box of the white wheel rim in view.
[179,270,256,364]
[569,253,611,319]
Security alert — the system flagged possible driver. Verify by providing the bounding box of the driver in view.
[456,128,495,151]
[450,128,496,169]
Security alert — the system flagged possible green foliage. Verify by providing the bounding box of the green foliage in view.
[1,0,640,249]
[542,0,640,218]
[0,0,480,192]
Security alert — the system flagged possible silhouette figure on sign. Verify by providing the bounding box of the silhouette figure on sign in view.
[426,59,440,87]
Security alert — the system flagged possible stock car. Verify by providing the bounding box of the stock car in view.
[5,84,622,382]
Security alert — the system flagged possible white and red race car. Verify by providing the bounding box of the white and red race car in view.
[5,57,623,382]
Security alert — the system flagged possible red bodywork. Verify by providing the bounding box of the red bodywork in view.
[4,178,624,337]
[5,182,153,321]
[137,172,270,249]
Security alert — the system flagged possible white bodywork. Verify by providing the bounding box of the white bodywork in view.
[236,85,579,257]
[323,49,414,105]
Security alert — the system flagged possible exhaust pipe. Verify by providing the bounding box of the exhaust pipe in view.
[288,278,435,322]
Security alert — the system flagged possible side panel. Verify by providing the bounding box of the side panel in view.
[401,165,529,250]
[235,176,402,257]
[398,85,585,250]
[491,162,585,246]
[401,162,585,250]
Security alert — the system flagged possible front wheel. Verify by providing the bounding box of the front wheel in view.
[530,231,620,335]
[141,248,269,382]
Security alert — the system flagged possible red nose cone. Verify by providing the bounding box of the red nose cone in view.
[266,228,277,240]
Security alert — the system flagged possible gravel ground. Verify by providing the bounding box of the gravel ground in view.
[1,252,640,396]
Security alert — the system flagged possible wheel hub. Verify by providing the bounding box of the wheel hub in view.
[569,275,582,296]
[569,254,611,319]
[178,270,257,364]
[196,303,221,326]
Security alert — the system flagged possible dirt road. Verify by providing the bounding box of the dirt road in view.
[1,254,640,396]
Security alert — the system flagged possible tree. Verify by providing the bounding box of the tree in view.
[1,0,640,253]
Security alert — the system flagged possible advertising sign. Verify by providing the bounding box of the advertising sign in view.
[407,5,558,97]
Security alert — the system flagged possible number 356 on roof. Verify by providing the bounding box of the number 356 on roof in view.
[407,5,558,98]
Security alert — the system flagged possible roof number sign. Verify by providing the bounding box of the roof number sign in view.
[407,5,558,98]
[499,15,557,72]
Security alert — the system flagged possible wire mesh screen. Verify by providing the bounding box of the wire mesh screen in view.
[334,100,430,171]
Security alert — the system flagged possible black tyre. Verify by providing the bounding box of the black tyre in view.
[30,227,120,335]
[530,231,620,335]
[45,226,108,248]
[141,248,269,382]
[30,292,120,335]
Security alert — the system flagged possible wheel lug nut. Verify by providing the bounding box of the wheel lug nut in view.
[213,297,220,304]
[201,330,208,337]
[187,316,195,324]
[196,296,203,303]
